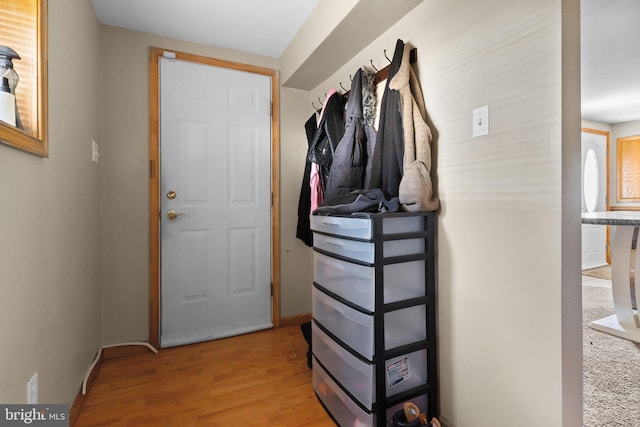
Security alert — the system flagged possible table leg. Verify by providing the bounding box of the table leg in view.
[589,225,640,342]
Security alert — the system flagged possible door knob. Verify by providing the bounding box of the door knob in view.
[167,190,177,199]
[167,210,188,220]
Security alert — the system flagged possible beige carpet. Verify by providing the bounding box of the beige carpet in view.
[582,283,640,426]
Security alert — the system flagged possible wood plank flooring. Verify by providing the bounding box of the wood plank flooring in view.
[75,325,334,426]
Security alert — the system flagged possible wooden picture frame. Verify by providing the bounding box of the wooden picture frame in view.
[0,0,48,157]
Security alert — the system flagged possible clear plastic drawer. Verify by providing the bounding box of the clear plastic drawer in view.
[313,232,425,263]
[313,359,374,426]
[313,322,428,409]
[310,215,425,240]
[314,252,426,312]
[312,287,427,360]
[313,358,430,427]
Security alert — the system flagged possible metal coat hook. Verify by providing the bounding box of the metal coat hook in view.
[312,101,319,110]
[384,49,391,63]
[339,82,347,91]
[318,97,323,104]
[370,59,378,72]
[349,74,353,82]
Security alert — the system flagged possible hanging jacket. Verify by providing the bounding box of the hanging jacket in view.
[366,39,405,197]
[324,67,377,201]
[391,44,439,212]
[295,114,318,247]
[307,91,345,194]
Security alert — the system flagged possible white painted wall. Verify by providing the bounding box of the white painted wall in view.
[582,119,611,133]
[0,0,101,404]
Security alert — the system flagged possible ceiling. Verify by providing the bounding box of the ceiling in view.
[581,0,640,124]
[91,0,640,125]
[90,0,319,59]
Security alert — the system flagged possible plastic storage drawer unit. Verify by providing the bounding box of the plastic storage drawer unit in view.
[312,287,427,360]
[314,252,426,312]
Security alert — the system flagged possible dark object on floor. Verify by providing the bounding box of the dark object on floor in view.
[300,321,312,368]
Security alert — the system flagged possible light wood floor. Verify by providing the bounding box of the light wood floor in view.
[75,325,334,426]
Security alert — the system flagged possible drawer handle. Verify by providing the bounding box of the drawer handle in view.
[321,255,349,271]
[326,239,370,253]
[320,219,363,229]
[320,293,368,324]
[325,238,346,248]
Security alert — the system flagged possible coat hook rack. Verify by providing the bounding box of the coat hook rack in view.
[372,47,418,85]
[316,47,418,104]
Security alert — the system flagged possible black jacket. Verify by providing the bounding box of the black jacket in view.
[296,114,318,247]
[325,67,377,200]
[306,91,345,193]
[366,39,405,197]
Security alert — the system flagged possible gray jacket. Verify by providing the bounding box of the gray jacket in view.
[324,67,377,201]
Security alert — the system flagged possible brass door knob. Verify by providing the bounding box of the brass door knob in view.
[166,210,187,220]
[167,190,177,199]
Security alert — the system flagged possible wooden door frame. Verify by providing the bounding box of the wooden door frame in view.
[148,47,281,349]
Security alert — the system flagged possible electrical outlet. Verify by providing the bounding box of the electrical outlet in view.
[92,140,100,164]
[473,104,490,137]
[27,373,38,404]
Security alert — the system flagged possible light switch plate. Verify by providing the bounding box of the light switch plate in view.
[473,105,490,137]
[92,140,99,164]
[27,373,38,404]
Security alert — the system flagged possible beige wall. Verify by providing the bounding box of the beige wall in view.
[281,0,582,425]
[98,26,279,344]
[0,0,101,404]
[278,87,315,317]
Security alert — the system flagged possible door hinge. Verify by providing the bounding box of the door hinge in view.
[270,282,273,296]
[270,102,273,117]
[271,192,273,206]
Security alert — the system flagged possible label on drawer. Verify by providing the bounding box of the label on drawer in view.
[386,357,410,387]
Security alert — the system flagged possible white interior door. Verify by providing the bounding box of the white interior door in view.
[581,130,608,270]
[160,57,272,348]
